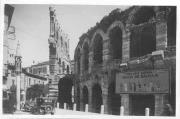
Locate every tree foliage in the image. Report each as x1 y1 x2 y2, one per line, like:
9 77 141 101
26 84 48 100
79 7 135 41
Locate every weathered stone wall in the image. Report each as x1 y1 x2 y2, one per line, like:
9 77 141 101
74 6 176 116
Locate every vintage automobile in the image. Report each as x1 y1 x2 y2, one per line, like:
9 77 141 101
30 97 56 115
23 102 34 112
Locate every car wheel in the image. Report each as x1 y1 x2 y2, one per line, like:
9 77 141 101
46 105 52 113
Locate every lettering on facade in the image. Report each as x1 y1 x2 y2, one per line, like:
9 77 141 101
116 69 169 93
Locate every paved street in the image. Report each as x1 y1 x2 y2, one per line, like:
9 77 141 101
54 108 98 115
13 110 31 115
12 109 104 115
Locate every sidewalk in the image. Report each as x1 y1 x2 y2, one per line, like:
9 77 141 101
55 108 100 115
13 110 31 115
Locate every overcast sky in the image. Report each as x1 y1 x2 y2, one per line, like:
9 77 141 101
10 5 129 67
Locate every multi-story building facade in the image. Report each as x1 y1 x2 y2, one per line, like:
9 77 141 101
21 69 48 102
48 6 71 98
25 61 50 78
74 6 176 116
3 4 16 100
70 60 75 74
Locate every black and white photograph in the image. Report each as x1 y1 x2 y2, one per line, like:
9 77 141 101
0 0 179 118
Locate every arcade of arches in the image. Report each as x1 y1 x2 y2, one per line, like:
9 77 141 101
74 6 176 116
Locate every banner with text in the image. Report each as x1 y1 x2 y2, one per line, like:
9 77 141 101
116 69 169 94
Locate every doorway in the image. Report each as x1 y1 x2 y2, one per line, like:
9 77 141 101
131 95 155 116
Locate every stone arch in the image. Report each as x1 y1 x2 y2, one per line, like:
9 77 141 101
128 6 156 25
107 21 126 35
130 24 156 58
140 25 156 56
92 83 103 113
167 7 176 47
82 39 90 71
75 47 81 74
108 26 123 60
91 29 105 44
82 85 89 111
92 33 103 65
108 82 121 115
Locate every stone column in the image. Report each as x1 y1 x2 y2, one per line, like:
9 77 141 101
80 88 84 111
88 88 93 112
89 51 93 73
80 53 83 76
122 29 130 63
16 75 21 110
121 94 130 115
156 11 168 50
102 94 109 114
154 94 169 116
103 38 111 63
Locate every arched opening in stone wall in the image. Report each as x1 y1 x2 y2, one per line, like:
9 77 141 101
132 7 156 25
130 30 139 58
93 34 103 65
82 86 89 111
109 27 123 60
92 83 102 113
76 49 81 74
76 87 80 111
130 25 156 58
167 7 176 47
130 95 155 116
140 25 156 56
108 82 121 115
83 42 89 71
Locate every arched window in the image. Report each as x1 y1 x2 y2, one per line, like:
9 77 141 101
92 83 102 113
83 42 89 71
82 86 89 111
109 27 123 60
140 25 156 56
130 7 156 58
93 34 103 64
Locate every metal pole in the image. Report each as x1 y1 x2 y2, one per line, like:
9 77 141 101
16 75 21 110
